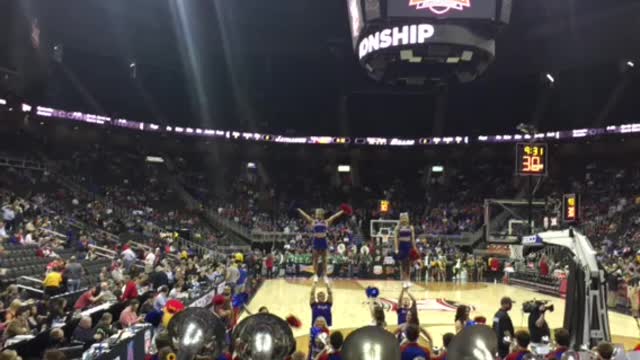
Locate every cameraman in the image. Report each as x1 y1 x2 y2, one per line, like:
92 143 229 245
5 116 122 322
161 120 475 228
493 297 515 359
527 301 551 351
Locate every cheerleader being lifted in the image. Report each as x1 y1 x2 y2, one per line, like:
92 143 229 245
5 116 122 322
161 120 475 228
298 205 351 282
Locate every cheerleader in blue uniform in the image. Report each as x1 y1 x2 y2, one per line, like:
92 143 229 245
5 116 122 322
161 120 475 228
298 208 344 282
395 212 416 287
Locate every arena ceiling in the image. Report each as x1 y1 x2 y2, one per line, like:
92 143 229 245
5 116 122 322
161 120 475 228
2 0 640 137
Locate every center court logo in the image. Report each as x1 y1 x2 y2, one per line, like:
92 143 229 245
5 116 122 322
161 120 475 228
409 0 471 15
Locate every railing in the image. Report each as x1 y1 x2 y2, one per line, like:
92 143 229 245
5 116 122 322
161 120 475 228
508 271 564 297
0 155 46 171
173 237 212 257
250 231 300 243
18 276 44 285
16 284 44 296
88 244 117 259
40 228 67 242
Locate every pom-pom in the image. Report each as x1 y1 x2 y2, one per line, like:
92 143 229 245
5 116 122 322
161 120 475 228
409 247 420 261
286 315 302 328
212 295 226 306
232 293 249 309
340 203 353 216
365 286 380 299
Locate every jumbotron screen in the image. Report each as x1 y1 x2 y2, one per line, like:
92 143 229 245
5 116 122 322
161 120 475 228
388 0 497 20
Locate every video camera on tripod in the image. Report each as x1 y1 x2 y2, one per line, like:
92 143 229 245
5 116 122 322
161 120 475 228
523 299 554 313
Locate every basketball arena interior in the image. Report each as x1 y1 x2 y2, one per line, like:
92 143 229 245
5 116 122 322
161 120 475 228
1 1 640 360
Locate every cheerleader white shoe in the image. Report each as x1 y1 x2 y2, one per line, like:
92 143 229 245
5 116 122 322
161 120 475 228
313 274 319 283
323 275 329 284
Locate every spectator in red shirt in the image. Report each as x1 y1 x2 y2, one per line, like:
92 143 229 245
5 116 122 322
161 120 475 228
265 254 274 278
539 255 549 277
490 257 501 282
121 275 139 302
504 330 531 360
74 286 103 311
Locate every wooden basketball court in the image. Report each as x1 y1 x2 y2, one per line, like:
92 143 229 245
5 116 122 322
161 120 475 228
242 278 640 351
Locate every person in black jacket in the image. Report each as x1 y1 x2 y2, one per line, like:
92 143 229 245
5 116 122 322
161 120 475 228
493 297 515 359
71 317 95 345
149 266 169 290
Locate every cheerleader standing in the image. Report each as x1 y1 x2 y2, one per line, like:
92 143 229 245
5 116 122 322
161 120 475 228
395 212 416 287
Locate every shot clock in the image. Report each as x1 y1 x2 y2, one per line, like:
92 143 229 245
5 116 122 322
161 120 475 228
380 200 390 213
515 143 548 176
562 194 580 222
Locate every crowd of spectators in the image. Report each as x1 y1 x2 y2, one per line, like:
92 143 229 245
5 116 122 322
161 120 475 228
3 129 640 358
0 206 267 358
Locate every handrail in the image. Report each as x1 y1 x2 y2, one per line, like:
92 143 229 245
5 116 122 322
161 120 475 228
40 228 67 240
17 284 43 295
0 155 46 171
88 244 117 256
18 276 43 284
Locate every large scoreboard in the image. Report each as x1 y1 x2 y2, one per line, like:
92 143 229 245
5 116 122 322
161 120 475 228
345 0 512 84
